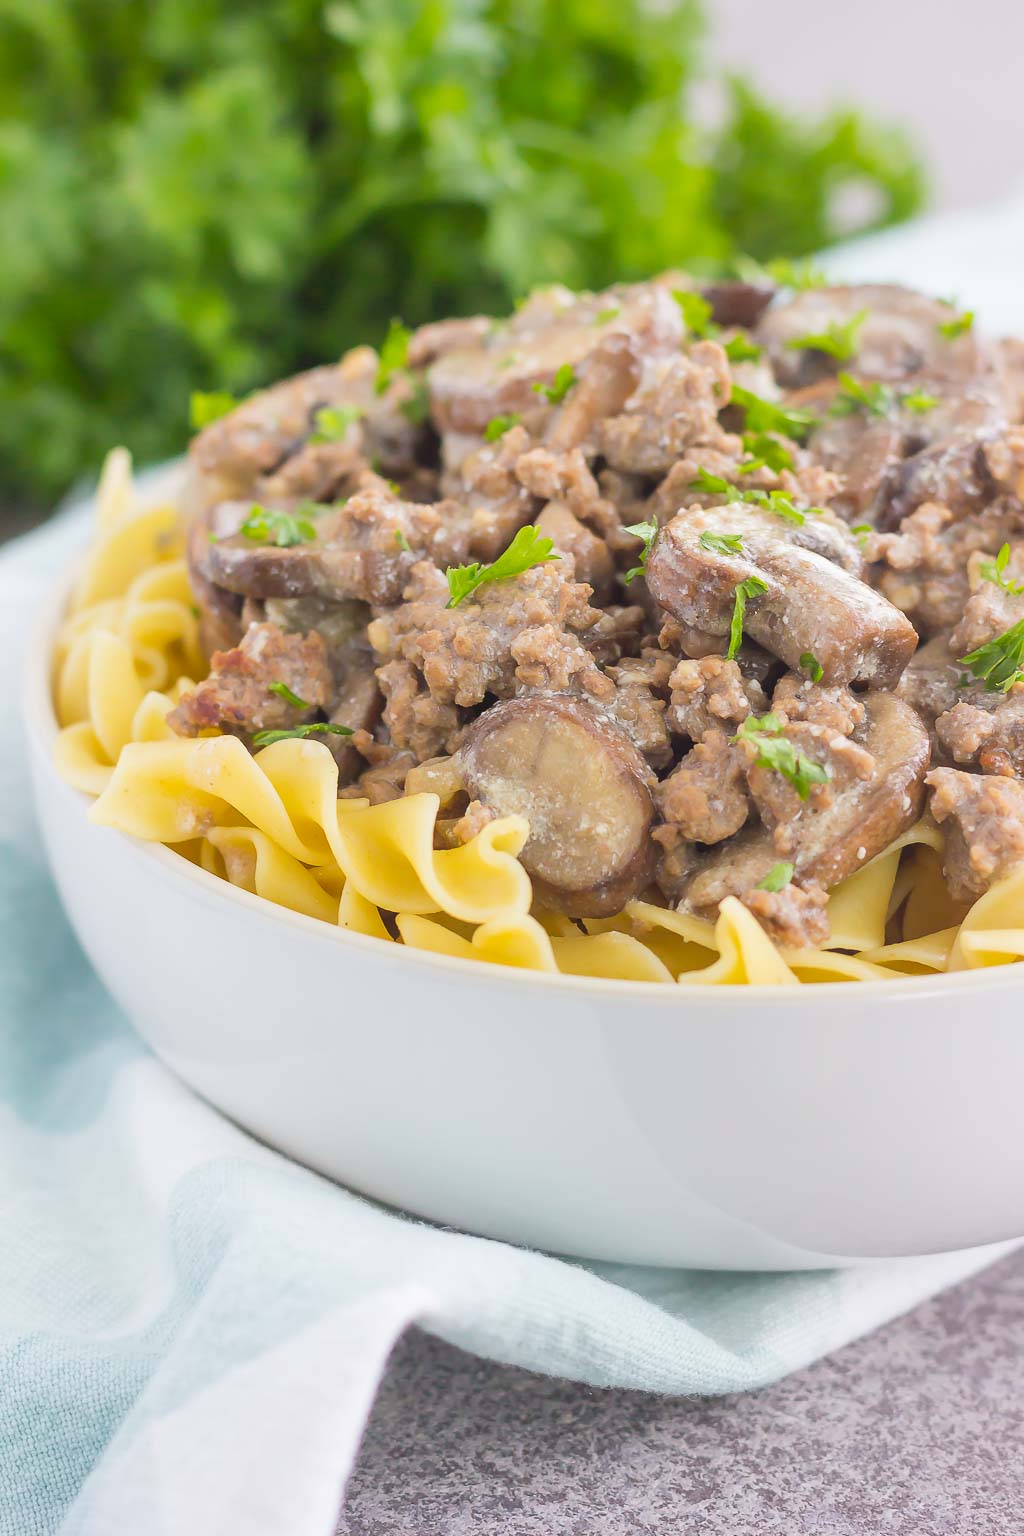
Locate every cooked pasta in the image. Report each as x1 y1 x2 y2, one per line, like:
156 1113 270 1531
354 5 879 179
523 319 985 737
51 448 1024 986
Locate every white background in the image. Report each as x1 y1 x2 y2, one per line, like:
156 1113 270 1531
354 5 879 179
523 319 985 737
710 0 1024 210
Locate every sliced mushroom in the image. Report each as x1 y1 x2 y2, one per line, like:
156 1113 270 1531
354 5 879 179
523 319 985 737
895 633 964 728
645 503 917 688
459 695 656 917
757 284 991 389
427 280 683 435
699 280 775 330
807 410 906 523
535 502 616 604
685 693 929 914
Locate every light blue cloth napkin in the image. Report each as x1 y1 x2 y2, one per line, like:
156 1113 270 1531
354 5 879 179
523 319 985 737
5 197 1024 1533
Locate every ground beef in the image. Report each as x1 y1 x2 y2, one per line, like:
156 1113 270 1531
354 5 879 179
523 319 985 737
374 658 464 762
871 501 1024 637
741 880 830 949
935 689 1024 777
168 622 333 738
771 673 865 738
927 767 1024 900
741 720 876 857
666 656 767 742
949 545 1024 656
366 559 611 713
594 342 732 476
655 730 751 845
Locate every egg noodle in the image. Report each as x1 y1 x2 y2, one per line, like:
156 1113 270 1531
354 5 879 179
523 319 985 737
51 451 1024 986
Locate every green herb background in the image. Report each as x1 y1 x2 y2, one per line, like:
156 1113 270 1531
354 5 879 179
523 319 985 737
0 0 925 521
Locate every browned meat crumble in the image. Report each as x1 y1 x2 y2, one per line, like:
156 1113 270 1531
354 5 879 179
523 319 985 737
173 276 1024 943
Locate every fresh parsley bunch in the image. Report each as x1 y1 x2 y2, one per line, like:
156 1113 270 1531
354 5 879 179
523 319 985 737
0 0 924 519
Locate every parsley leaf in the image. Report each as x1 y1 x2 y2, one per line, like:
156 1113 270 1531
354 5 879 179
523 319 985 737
957 616 1024 692
731 384 816 443
700 529 745 556
394 529 411 551
727 576 768 659
733 256 827 291
239 504 318 547
445 525 560 608
484 412 522 442
532 363 575 405
376 319 411 395
900 388 939 413
831 371 892 418
190 391 237 430
268 680 310 709
691 466 815 525
308 404 363 443
624 519 659 583
786 308 867 362
850 522 872 550
799 651 824 682
739 431 794 474
724 333 762 363
756 861 794 893
733 711 831 799
673 289 716 337
400 377 430 425
252 722 354 749
594 305 621 324
938 309 974 340
979 543 1024 596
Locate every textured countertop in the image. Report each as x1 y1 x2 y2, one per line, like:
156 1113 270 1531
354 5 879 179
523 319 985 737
339 1249 1024 1534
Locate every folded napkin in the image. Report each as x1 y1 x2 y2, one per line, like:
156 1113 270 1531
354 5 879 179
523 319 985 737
4 198 1024 1536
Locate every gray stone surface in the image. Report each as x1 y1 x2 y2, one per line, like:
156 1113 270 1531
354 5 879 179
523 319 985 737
339 1250 1024 1534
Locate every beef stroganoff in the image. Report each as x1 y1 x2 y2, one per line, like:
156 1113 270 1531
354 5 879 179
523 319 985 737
52 276 1024 983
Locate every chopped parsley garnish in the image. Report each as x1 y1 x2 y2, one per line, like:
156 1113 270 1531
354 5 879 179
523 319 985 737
978 543 1024 595
400 377 430 424
756 861 794 893
394 529 411 551
799 651 824 682
833 375 942 419
376 318 411 394
734 255 826 291
445 524 560 608
309 404 363 443
957 616 1024 693
786 308 866 362
850 522 872 549
189 390 237 429
623 519 659 583
672 289 715 337
268 680 310 709
239 504 318 548
733 711 831 800
532 362 576 405
691 466 816 525
831 371 892 418
901 388 939 413
484 412 522 442
699 529 744 556
938 309 974 340
594 305 621 324
739 431 794 474
252 722 354 749
731 384 815 443
724 333 762 364
727 576 768 659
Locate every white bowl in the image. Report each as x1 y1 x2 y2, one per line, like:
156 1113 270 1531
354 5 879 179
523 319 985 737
24 554 1024 1271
